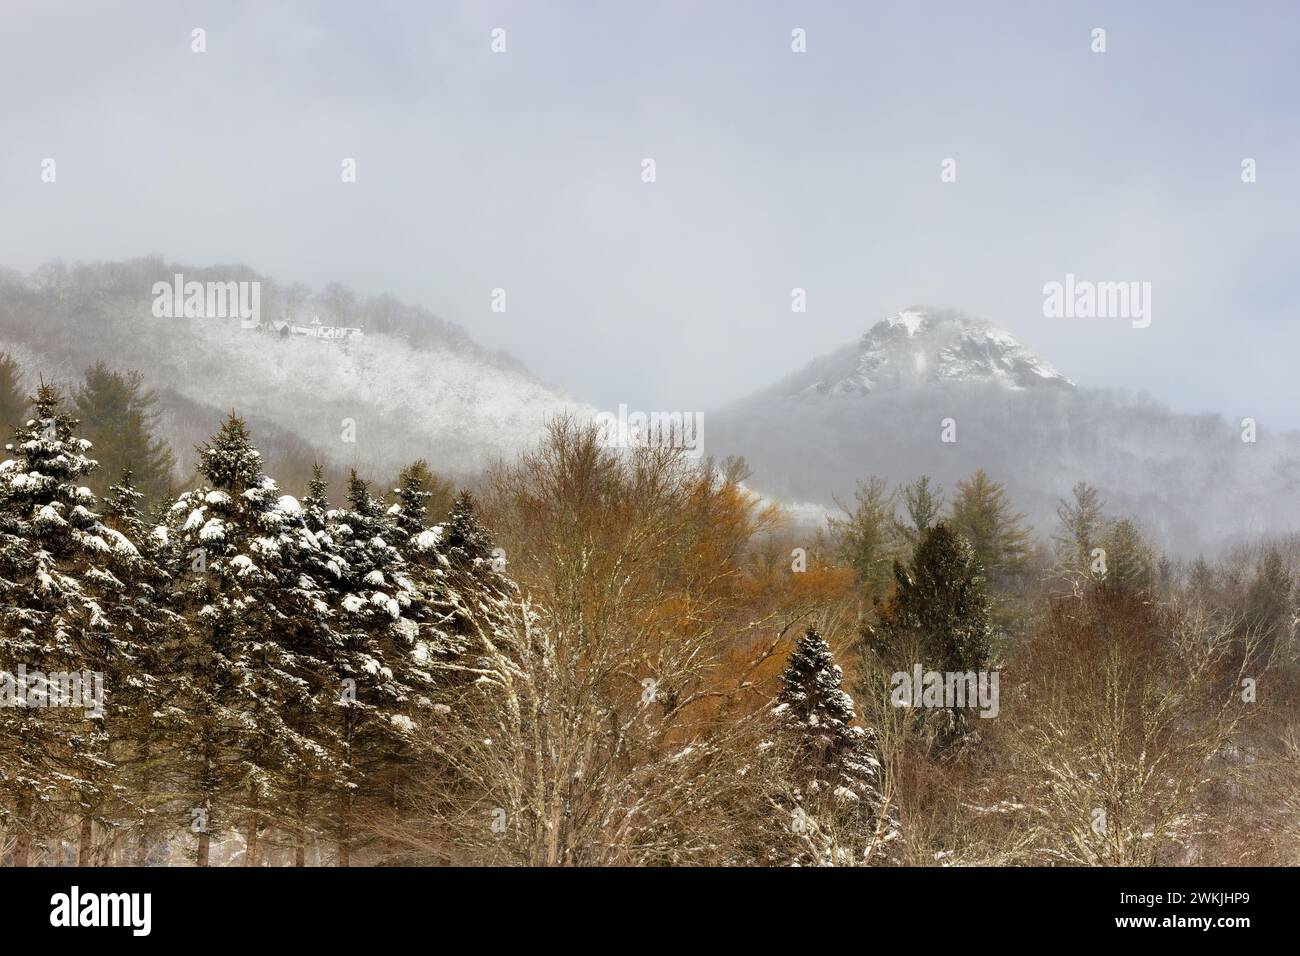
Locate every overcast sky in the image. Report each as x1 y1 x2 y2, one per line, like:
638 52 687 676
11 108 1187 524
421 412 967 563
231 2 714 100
2 0 1297 429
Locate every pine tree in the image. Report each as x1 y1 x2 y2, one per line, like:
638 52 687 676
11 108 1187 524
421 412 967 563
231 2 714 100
73 362 176 502
951 469 1033 580
99 469 187 864
829 475 898 595
64 468 183 864
0 352 26 431
866 522 994 675
391 460 433 541
443 490 497 578
166 412 335 865
1054 481 1105 575
390 459 454 532
0 385 123 864
1187 555 1217 602
1098 518 1155 596
318 471 441 864
893 475 945 550
1244 548 1293 653
777 628 879 784
773 627 895 865
302 463 330 534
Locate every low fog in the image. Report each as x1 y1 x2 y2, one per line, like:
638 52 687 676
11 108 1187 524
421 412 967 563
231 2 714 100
1 0 1297 429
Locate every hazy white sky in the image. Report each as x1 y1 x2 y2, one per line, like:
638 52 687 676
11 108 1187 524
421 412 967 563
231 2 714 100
2 0 1297 428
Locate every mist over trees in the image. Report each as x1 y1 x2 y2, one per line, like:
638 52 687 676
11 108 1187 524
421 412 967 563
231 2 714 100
1 272 1299 868
5 261 1295 558
74 362 176 502
711 379 1300 555
0 258 587 492
1 364 1297 866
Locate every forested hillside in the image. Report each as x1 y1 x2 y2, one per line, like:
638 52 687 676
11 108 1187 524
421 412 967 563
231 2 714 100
710 309 1300 554
2 368 1298 866
0 259 589 494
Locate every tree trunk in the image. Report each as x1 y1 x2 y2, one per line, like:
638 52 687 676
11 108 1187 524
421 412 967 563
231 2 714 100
13 795 31 867
295 788 307 866
77 814 94 866
337 795 352 868
135 735 153 866
13 830 31 868
244 789 259 867
196 733 214 866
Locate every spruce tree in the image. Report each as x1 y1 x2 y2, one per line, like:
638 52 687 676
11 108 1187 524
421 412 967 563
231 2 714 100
165 412 335 865
829 476 898 595
866 522 994 675
777 628 881 787
390 459 454 538
0 385 123 864
302 463 331 534
774 627 895 865
894 475 945 550
1054 481 1105 576
64 468 182 864
1244 548 1293 652
951 469 1032 580
443 490 497 577
0 352 26 432
74 362 176 502
318 471 441 864
99 469 187 864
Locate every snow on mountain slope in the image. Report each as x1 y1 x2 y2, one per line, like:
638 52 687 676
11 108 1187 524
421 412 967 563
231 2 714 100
0 263 592 480
170 318 594 474
784 307 1072 398
709 307 1300 553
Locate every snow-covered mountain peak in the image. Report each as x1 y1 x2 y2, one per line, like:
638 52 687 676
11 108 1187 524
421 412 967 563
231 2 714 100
794 307 1073 397
884 308 928 336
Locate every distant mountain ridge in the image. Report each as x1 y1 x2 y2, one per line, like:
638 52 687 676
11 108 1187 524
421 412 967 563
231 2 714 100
0 258 591 485
709 307 1300 554
5 265 1297 554
769 307 1072 400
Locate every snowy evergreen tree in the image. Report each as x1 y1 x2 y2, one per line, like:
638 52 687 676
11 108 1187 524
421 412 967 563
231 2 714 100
391 460 434 542
164 412 336 865
316 471 442 864
773 627 895 865
443 491 496 575
0 385 134 864
98 469 187 863
302 463 330 534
